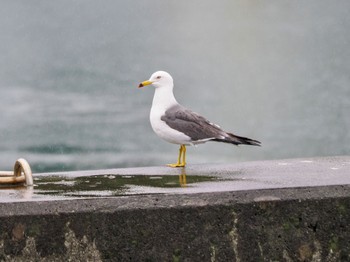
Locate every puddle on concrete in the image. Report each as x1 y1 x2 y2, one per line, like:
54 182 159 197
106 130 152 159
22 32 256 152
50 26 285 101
33 174 220 198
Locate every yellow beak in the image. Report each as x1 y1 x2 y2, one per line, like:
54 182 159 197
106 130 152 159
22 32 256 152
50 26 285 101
138 80 153 88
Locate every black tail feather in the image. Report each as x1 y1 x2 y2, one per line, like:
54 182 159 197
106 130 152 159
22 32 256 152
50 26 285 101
213 133 261 146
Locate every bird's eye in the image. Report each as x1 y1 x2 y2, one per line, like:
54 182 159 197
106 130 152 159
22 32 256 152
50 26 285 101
156 76 161 79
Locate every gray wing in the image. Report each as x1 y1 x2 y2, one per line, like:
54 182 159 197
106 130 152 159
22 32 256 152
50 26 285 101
161 104 225 141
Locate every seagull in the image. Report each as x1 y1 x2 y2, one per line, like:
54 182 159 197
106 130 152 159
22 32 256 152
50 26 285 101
138 71 261 167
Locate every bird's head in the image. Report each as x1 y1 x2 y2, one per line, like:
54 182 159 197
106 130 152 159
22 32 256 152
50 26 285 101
138 71 173 88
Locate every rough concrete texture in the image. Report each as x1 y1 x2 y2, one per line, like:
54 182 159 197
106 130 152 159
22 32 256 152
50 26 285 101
0 156 350 261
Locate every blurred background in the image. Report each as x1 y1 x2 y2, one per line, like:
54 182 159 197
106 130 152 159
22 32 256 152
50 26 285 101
0 1 349 173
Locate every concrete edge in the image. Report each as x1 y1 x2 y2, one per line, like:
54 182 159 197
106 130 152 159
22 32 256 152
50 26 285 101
1 184 350 217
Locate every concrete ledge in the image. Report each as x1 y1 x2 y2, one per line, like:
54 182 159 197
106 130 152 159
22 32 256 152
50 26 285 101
0 156 350 261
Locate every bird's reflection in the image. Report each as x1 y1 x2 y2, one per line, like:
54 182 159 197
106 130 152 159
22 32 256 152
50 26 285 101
178 167 187 187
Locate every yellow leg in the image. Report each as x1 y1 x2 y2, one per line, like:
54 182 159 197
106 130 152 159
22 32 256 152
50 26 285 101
167 145 186 168
181 145 186 166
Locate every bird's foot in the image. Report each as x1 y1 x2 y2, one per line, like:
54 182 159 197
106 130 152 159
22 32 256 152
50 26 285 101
167 162 186 168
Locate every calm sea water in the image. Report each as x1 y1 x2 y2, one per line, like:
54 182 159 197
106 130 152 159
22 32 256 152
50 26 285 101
0 1 349 172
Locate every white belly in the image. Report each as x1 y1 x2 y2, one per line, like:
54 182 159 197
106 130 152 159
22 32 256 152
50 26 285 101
150 106 191 145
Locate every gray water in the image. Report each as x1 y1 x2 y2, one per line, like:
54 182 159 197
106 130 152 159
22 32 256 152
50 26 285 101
1 1 349 173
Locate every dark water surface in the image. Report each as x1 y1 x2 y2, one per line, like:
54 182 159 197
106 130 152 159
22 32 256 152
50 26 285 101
0 1 349 172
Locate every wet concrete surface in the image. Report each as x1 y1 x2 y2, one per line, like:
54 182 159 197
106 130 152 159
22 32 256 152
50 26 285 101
0 156 349 202
1 156 350 261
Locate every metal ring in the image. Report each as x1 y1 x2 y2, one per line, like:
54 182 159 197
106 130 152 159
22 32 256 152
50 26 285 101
14 158 33 186
0 159 33 186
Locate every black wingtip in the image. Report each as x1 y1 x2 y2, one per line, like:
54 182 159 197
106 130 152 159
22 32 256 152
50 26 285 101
247 139 262 146
227 133 261 146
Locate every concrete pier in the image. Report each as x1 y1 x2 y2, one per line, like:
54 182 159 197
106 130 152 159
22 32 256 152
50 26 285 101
0 156 349 261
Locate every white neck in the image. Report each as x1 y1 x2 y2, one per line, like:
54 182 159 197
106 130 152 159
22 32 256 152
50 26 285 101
152 85 178 111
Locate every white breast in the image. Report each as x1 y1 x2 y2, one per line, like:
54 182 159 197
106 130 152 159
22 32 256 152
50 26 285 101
149 82 192 145
150 105 191 145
